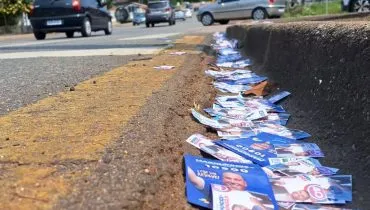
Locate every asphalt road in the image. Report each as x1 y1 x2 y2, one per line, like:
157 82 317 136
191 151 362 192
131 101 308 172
0 17 231 115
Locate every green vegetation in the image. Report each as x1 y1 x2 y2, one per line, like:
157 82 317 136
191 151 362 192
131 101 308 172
283 0 343 18
0 0 32 26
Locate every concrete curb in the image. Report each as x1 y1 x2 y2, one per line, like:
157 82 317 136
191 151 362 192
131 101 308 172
226 22 369 209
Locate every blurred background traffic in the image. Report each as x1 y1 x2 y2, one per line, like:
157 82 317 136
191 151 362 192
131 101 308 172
0 0 368 38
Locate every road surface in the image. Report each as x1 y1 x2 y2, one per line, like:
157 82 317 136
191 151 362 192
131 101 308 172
0 17 231 115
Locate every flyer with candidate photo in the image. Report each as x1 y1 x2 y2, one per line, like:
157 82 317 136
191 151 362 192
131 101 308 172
262 158 338 178
211 184 274 210
270 174 352 204
274 143 324 158
184 154 278 209
215 133 297 166
186 134 252 164
253 123 311 140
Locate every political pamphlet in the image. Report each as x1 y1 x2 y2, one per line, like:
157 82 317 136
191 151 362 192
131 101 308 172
268 91 291 104
205 107 268 121
253 123 311 140
263 158 338 178
215 133 297 166
214 82 252 93
278 202 352 210
186 134 252 164
271 174 352 204
268 157 314 165
191 109 226 129
211 184 275 210
274 143 324 158
184 154 278 209
153 65 175 70
253 113 290 126
216 123 310 140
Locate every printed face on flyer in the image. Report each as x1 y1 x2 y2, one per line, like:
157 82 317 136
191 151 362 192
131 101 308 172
184 155 278 209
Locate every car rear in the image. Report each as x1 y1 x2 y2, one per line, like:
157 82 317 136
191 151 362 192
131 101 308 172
264 0 286 17
146 1 173 23
29 0 85 33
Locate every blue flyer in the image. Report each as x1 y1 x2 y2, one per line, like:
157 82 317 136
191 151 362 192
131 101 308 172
184 154 278 209
215 133 297 166
268 91 291 104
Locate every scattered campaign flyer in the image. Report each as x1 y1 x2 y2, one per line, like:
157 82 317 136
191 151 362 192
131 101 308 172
268 157 314 165
215 133 297 166
243 100 286 113
153 65 175 70
290 203 352 210
215 139 277 166
217 59 252 68
191 109 226 129
211 184 275 210
254 123 311 140
274 143 324 158
263 158 338 178
186 134 252 164
184 154 278 209
270 174 352 204
218 48 239 56
268 91 291 104
253 113 290 126
205 107 268 121
214 82 252 93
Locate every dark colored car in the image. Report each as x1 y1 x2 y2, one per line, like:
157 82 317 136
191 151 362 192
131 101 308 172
145 0 175 27
28 0 112 40
342 0 370 12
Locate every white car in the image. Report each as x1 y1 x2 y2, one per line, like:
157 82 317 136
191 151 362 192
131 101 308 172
175 10 186 21
185 9 192 18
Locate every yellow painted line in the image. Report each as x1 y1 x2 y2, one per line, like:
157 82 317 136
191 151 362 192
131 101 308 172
0 35 205 210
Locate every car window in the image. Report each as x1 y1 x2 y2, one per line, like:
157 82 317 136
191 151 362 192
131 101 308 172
34 0 71 5
222 0 239 3
148 2 167 9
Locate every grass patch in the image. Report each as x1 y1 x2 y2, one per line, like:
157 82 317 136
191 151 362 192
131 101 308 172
283 0 344 18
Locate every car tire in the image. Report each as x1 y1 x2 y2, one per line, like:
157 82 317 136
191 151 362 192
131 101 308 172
219 20 230 25
201 13 214 26
34 31 46 40
104 20 112 35
252 8 268 20
350 0 370 12
66 31 74 38
81 18 92 37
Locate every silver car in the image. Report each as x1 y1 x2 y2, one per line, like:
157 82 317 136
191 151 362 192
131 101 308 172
197 0 286 26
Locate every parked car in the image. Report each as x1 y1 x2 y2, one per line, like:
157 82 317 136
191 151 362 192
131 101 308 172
185 8 193 18
28 0 112 40
175 10 186 21
342 0 370 12
145 0 176 27
133 12 146 25
196 0 285 26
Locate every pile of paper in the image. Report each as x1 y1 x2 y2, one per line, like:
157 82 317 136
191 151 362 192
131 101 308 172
183 32 352 210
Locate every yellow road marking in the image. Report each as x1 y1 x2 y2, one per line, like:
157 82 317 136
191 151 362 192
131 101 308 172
0 35 205 210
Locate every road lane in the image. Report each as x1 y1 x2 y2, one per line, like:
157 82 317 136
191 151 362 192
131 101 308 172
0 17 233 116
